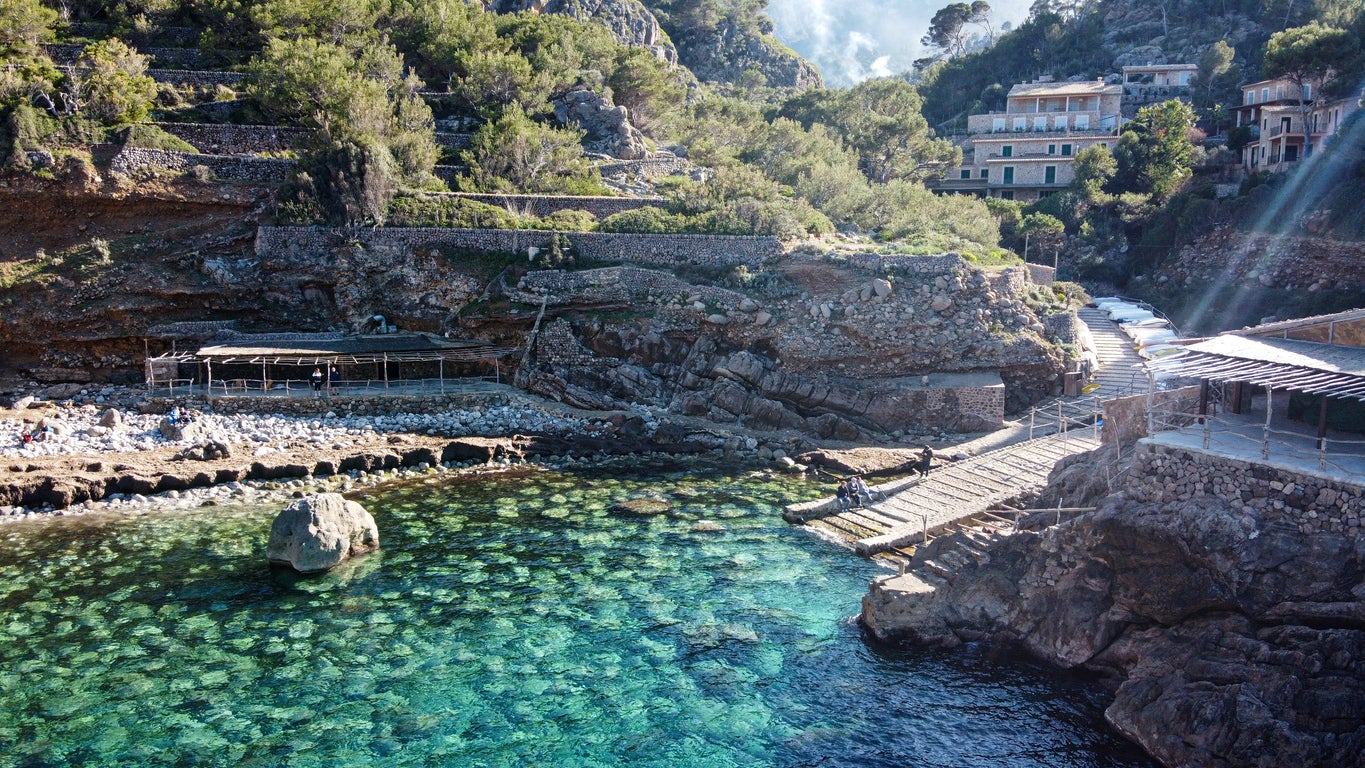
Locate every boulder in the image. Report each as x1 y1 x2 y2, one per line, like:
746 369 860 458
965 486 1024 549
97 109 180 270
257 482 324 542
158 418 207 442
552 88 648 160
98 408 123 428
267 493 380 574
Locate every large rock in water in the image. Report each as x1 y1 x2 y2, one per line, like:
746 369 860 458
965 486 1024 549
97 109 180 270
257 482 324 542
267 493 380 573
861 490 1365 766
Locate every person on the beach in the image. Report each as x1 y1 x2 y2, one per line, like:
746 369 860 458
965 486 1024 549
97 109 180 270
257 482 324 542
310 367 324 397
836 480 851 511
918 446 934 477
35 417 50 441
19 427 32 446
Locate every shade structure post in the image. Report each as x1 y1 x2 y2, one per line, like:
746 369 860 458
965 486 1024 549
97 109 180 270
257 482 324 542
206 359 213 399
262 361 267 393
1262 387 1273 460
495 358 500 384
383 353 389 391
439 357 445 393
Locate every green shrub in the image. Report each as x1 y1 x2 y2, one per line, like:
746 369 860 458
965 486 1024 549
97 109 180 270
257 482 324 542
532 209 597 232
113 123 198 152
386 194 520 229
598 206 688 233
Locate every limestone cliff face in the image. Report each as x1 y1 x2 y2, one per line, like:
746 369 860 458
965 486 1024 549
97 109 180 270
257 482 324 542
862 444 1365 766
488 0 679 65
507 255 1069 439
676 23 822 89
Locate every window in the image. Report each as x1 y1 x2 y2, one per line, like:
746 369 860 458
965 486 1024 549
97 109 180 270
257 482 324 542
1000 190 1015 200
1045 166 1056 184
1246 91 1255 105
1033 116 1047 131
1048 144 1056 154
980 168 988 179
1304 84 1311 100
993 117 1006 132
1061 144 1073 156
1055 115 1068 131
1013 117 1026 131
1276 85 1284 99
960 169 971 179
1262 87 1270 101
1075 114 1089 130
1003 166 1014 184
1179 71 1190 86
1001 145 1013 157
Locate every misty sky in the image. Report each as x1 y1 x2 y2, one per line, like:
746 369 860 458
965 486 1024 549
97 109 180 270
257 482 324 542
768 0 1034 87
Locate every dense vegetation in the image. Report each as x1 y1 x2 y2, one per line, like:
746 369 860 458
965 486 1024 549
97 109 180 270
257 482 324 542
0 0 1003 254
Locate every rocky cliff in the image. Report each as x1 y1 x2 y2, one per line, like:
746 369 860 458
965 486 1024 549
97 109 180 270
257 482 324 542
488 0 680 65
0 174 1076 442
862 443 1365 766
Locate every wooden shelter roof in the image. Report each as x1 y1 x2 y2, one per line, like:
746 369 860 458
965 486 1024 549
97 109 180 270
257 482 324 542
1149 334 1365 400
190 332 518 366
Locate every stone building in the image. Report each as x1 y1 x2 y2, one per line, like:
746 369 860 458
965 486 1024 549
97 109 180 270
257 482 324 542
931 77 1123 203
1232 77 1362 173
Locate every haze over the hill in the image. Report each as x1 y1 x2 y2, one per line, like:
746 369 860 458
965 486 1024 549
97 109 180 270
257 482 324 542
768 0 1032 86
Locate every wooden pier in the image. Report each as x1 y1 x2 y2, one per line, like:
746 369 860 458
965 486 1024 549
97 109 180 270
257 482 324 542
785 308 1143 563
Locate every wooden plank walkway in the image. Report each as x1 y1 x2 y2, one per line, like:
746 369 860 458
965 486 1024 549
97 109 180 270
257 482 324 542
785 308 1142 559
787 429 1101 556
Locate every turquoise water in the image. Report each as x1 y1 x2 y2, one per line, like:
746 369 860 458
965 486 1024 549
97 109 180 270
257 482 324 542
0 463 1154 767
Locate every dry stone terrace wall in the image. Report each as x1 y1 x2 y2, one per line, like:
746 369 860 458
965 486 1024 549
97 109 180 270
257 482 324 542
1162 231 1365 294
509 266 748 310
155 123 307 156
109 147 294 183
432 193 666 218
255 227 783 268
1127 442 1364 537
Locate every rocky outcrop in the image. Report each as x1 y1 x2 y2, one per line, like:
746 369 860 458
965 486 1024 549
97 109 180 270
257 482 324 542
518 255 1068 437
267 493 380 573
489 0 678 64
674 23 822 89
552 88 649 159
862 445 1365 766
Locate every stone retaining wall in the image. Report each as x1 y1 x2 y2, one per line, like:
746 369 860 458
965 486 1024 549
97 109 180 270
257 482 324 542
1103 386 1201 445
164 391 511 418
255 226 783 268
434 132 473 150
148 69 245 87
1027 263 1056 286
1127 442 1364 537
598 156 693 179
510 266 748 310
155 122 307 155
109 147 294 183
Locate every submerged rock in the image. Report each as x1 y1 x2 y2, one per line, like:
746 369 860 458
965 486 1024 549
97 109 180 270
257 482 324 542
610 497 673 516
267 493 380 573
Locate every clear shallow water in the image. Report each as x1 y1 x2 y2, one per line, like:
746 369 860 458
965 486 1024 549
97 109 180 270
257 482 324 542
0 463 1154 767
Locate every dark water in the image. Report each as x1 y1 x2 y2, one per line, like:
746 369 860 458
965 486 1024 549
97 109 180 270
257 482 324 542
0 464 1154 767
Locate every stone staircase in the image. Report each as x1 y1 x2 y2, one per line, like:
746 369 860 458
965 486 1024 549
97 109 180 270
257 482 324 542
1077 306 1148 398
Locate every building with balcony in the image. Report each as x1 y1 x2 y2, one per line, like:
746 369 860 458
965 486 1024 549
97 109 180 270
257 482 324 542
1121 64 1197 115
932 78 1123 202
1233 77 1361 172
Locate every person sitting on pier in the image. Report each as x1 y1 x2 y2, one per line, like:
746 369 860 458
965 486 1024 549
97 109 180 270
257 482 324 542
836 480 852 511
852 475 878 506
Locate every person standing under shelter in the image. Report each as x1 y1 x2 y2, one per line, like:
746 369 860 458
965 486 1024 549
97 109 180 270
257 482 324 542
310 367 324 398
328 365 339 397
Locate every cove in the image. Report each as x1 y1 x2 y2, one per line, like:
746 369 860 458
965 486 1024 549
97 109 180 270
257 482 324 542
0 462 1154 767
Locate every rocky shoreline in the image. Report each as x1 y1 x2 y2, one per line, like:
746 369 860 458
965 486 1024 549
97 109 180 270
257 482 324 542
861 445 1365 767
0 384 840 520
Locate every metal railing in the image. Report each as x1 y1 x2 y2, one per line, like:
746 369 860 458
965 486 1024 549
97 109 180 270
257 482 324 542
1148 404 1365 479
